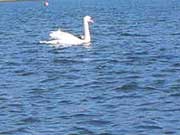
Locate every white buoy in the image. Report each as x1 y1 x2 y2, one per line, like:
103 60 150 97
44 1 49 7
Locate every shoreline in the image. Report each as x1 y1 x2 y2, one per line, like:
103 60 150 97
0 0 40 2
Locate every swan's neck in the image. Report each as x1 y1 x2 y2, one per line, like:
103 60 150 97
83 20 91 43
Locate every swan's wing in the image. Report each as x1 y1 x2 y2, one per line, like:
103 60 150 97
50 29 81 41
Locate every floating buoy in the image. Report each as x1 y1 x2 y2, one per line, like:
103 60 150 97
44 1 49 7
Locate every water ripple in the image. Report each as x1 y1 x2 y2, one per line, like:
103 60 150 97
0 0 180 134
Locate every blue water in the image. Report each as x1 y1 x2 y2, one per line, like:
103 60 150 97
0 0 180 134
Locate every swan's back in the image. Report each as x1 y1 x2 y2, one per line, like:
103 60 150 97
49 29 83 45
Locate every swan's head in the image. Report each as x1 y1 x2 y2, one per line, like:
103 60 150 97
84 16 94 23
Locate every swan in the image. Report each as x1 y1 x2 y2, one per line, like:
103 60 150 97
40 16 94 45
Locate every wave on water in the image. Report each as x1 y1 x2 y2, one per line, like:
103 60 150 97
39 39 91 48
39 39 75 48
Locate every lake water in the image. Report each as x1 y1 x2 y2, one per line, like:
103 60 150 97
0 0 180 134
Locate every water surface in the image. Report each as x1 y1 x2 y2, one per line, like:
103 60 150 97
0 0 180 134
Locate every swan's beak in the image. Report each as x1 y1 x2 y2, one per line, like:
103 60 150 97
89 19 94 23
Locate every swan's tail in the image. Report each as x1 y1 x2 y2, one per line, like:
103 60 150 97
39 40 60 44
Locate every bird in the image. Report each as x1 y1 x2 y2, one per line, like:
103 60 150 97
40 16 94 45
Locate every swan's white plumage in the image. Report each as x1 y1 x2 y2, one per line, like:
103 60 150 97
49 29 83 45
40 16 93 45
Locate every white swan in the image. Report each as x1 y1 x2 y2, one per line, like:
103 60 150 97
40 16 93 45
